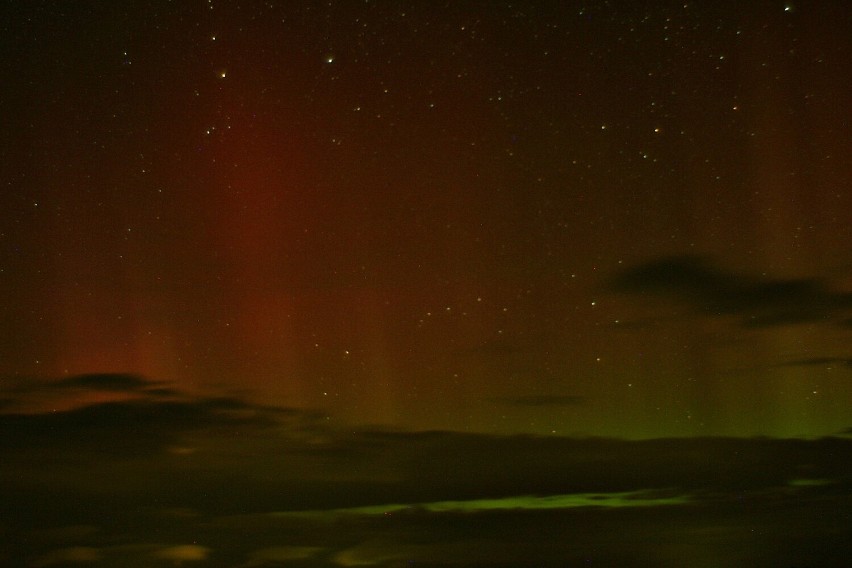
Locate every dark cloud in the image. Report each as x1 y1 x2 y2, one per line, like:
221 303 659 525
0 394 295 456
492 394 585 407
607 255 852 327
142 387 183 397
49 373 156 392
0 373 176 414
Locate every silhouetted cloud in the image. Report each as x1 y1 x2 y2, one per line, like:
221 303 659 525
0 373 177 414
0 392 299 455
49 373 156 392
608 255 852 327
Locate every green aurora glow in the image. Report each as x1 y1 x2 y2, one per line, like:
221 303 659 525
273 490 690 520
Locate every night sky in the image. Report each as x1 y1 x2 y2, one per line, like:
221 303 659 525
2 1 852 565
2 1 851 437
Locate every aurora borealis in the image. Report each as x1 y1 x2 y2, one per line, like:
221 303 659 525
1 0 850 565
2 0 851 437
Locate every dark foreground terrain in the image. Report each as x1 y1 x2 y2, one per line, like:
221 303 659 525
1 389 850 566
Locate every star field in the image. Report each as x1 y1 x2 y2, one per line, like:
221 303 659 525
0 0 850 437
1 2 852 565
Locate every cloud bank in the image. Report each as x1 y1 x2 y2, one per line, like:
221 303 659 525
608 255 852 327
